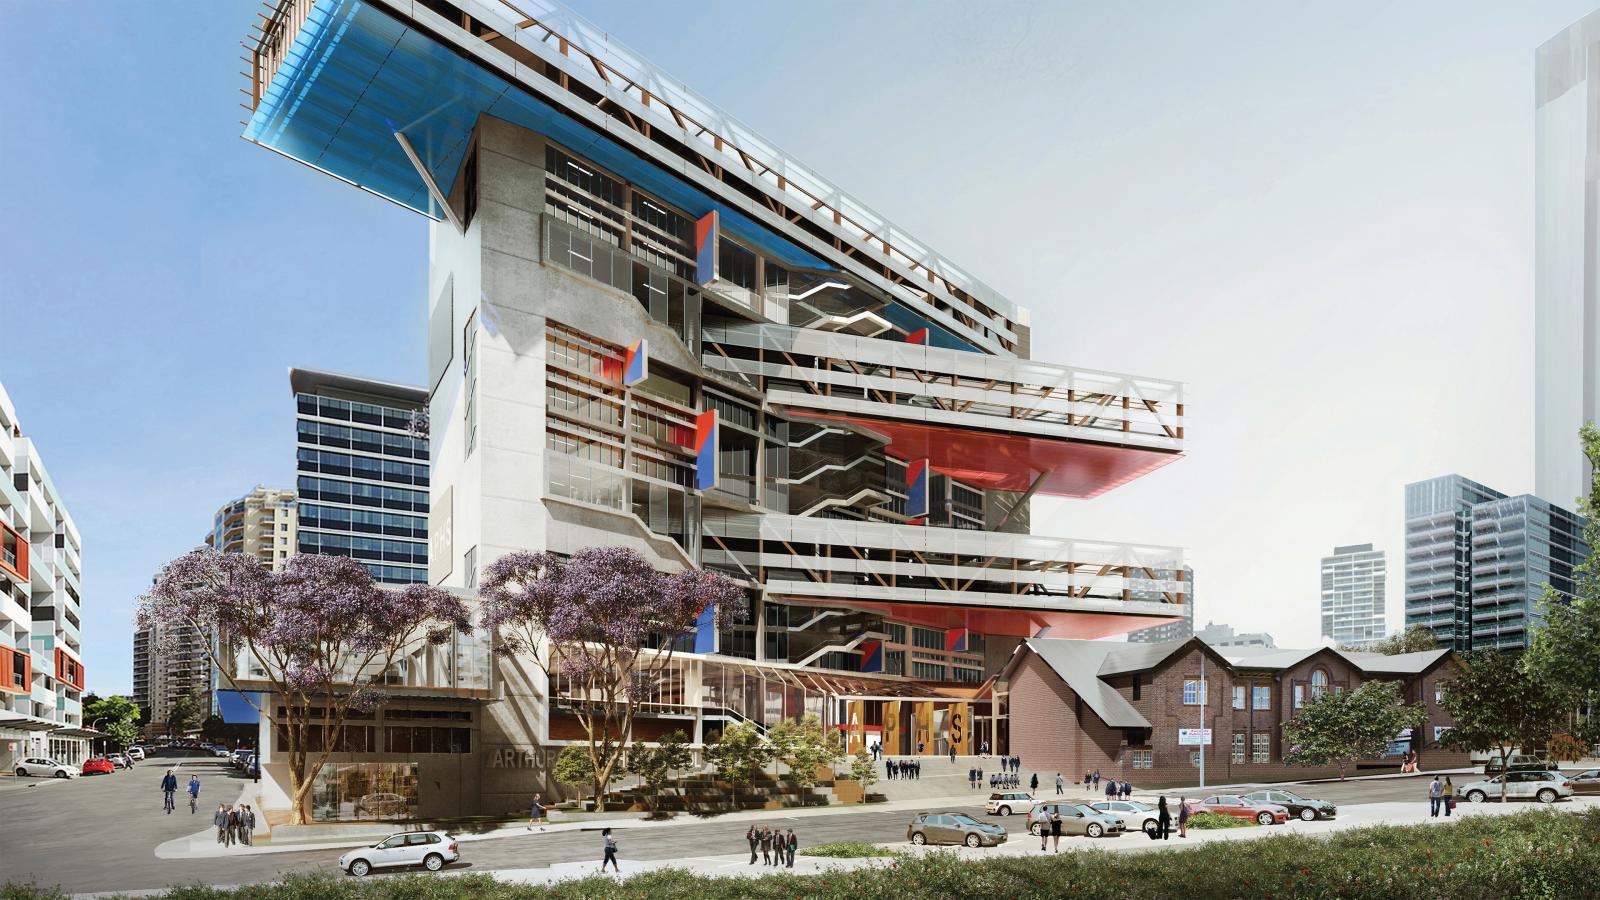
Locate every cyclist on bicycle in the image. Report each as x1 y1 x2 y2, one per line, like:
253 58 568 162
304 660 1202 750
160 769 178 814
188 775 201 813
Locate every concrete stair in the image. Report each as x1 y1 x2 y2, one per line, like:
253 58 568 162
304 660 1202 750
869 755 1055 803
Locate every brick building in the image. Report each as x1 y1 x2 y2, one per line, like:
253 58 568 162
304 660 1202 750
1000 637 1467 786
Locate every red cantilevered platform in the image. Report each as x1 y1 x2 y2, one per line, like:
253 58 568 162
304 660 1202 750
789 412 1180 498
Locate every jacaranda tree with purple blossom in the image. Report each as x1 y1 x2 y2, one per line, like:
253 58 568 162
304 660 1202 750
478 546 744 810
138 549 471 824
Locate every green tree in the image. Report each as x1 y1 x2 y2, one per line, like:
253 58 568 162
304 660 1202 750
1527 422 1600 743
781 714 843 789
848 748 879 794
705 721 772 786
1344 625 1440 656
554 743 602 795
1438 650 1571 801
1282 680 1426 780
84 695 141 751
625 730 692 817
165 689 203 737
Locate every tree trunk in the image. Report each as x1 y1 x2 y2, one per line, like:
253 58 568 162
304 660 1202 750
286 755 308 825
593 776 607 812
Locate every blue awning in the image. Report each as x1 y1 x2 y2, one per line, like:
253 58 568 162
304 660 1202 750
216 690 263 725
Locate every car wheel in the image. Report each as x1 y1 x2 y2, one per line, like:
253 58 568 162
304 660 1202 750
1143 819 1158 835
1537 789 1557 804
1467 790 1486 803
1256 812 1273 826
348 860 371 877
55 770 69 779
424 853 444 871
965 834 982 849
1030 823 1043 836
1299 808 1317 822
1087 823 1104 838
997 806 1011 817
13 768 26 778
910 832 927 845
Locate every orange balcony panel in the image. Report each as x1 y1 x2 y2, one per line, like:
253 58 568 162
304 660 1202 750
787 412 1179 498
0 520 26 582
0 646 29 695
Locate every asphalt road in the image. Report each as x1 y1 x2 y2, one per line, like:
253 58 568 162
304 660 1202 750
0 755 1486 895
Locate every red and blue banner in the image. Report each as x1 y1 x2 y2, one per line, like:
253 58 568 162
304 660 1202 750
945 628 968 653
859 641 884 673
624 339 648 387
695 409 719 491
694 210 719 285
906 459 930 518
906 327 928 345
693 603 717 654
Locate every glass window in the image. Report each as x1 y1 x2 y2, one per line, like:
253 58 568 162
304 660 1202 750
1252 733 1270 763
1232 733 1246 763
1182 678 1208 705
1232 686 1246 710
1251 685 1271 710
1293 685 1305 708
1310 670 1329 700
464 311 478 457
310 762 418 822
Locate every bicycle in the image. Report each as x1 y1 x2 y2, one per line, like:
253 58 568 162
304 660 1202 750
190 794 198 814
163 791 175 813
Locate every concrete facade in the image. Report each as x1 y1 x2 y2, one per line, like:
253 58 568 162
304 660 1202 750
1320 543 1386 648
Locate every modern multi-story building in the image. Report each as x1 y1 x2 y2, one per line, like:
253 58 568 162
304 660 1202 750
207 486 298 569
1405 474 1589 651
1319 543 1386 649
0 383 91 769
292 369 429 584
1535 11 1600 508
239 0 1187 820
1128 567 1195 643
1195 621 1275 649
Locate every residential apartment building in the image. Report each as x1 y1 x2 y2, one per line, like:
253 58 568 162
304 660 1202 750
238 0 1190 821
207 486 298 569
1004 637 1466 787
1405 474 1588 651
292 369 429 585
132 618 212 738
1319 543 1386 648
0 383 91 770
1128 567 1195 643
1195 621 1275 649
1535 11 1600 508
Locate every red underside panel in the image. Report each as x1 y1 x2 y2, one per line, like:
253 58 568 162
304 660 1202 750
818 602 1179 640
786 412 1178 498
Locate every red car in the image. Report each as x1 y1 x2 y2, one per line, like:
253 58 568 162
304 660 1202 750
1185 794 1289 825
80 756 115 775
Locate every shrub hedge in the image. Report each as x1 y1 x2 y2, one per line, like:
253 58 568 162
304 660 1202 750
6 808 1597 900
799 841 896 858
1186 811 1254 830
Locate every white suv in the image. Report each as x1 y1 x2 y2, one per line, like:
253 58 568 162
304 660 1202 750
339 831 459 876
14 757 77 778
1459 770 1574 803
127 747 146 761
984 791 1037 817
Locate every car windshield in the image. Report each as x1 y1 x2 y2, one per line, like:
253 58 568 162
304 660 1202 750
949 814 980 826
1129 801 1155 811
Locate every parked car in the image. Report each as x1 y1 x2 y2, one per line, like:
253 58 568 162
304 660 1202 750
339 830 459 877
127 746 146 761
1458 771 1573 803
212 746 232 758
80 757 115 776
1241 789 1337 821
1028 802 1126 838
14 757 77 778
1483 754 1551 776
231 750 251 768
1184 795 1289 825
107 752 133 770
1088 799 1161 834
906 812 1008 848
984 791 1038 817
1567 768 1600 795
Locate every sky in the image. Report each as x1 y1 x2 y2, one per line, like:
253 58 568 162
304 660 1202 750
1 1 1593 695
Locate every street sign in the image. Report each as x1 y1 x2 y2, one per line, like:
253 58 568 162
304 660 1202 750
1177 728 1213 746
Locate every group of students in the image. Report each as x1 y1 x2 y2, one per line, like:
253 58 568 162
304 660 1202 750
1102 778 1134 801
746 824 799 867
213 803 257 846
975 768 1024 789
997 755 1023 773
885 758 921 780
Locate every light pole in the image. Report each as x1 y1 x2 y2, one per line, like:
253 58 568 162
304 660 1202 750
1197 654 1206 790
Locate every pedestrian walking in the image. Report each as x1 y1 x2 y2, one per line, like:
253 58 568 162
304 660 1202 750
1092 769 1101 790
601 827 620 873
1428 775 1443 817
1055 773 1064 795
949 746 956 764
785 828 797 867
1121 780 1132 801
242 805 256 846
1083 769 1092 786
1443 777 1455 817
1177 797 1190 838
161 769 178 814
213 804 229 844
760 826 773 866
1105 779 1117 801
1050 809 1064 852
1000 755 1008 774
747 825 759 864
1030 772 1039 791
187 775 201 814
528 792 548 831
1157 796 1172 840
976 766 983 787
967 767 975 789
1039 811 1050 851
226 805 241 847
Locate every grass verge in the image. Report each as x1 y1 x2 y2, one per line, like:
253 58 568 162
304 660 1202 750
799 841 896 858
7 808 1598 899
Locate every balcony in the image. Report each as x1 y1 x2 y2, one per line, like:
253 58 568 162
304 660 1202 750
703 511 1185 638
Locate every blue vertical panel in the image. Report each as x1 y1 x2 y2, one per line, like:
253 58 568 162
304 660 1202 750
695 410 719 491
624 339 648 386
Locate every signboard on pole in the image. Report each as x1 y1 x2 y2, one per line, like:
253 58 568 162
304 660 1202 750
1177 728 1213 746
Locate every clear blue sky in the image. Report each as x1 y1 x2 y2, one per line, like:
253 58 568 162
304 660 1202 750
2 2 1594 694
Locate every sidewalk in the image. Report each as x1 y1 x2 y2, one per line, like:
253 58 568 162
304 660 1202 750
153 791 986 860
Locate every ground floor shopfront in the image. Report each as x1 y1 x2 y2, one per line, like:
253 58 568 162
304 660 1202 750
0 717 91 774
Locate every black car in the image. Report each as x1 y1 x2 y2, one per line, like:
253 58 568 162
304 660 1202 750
1241 789 1336 821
